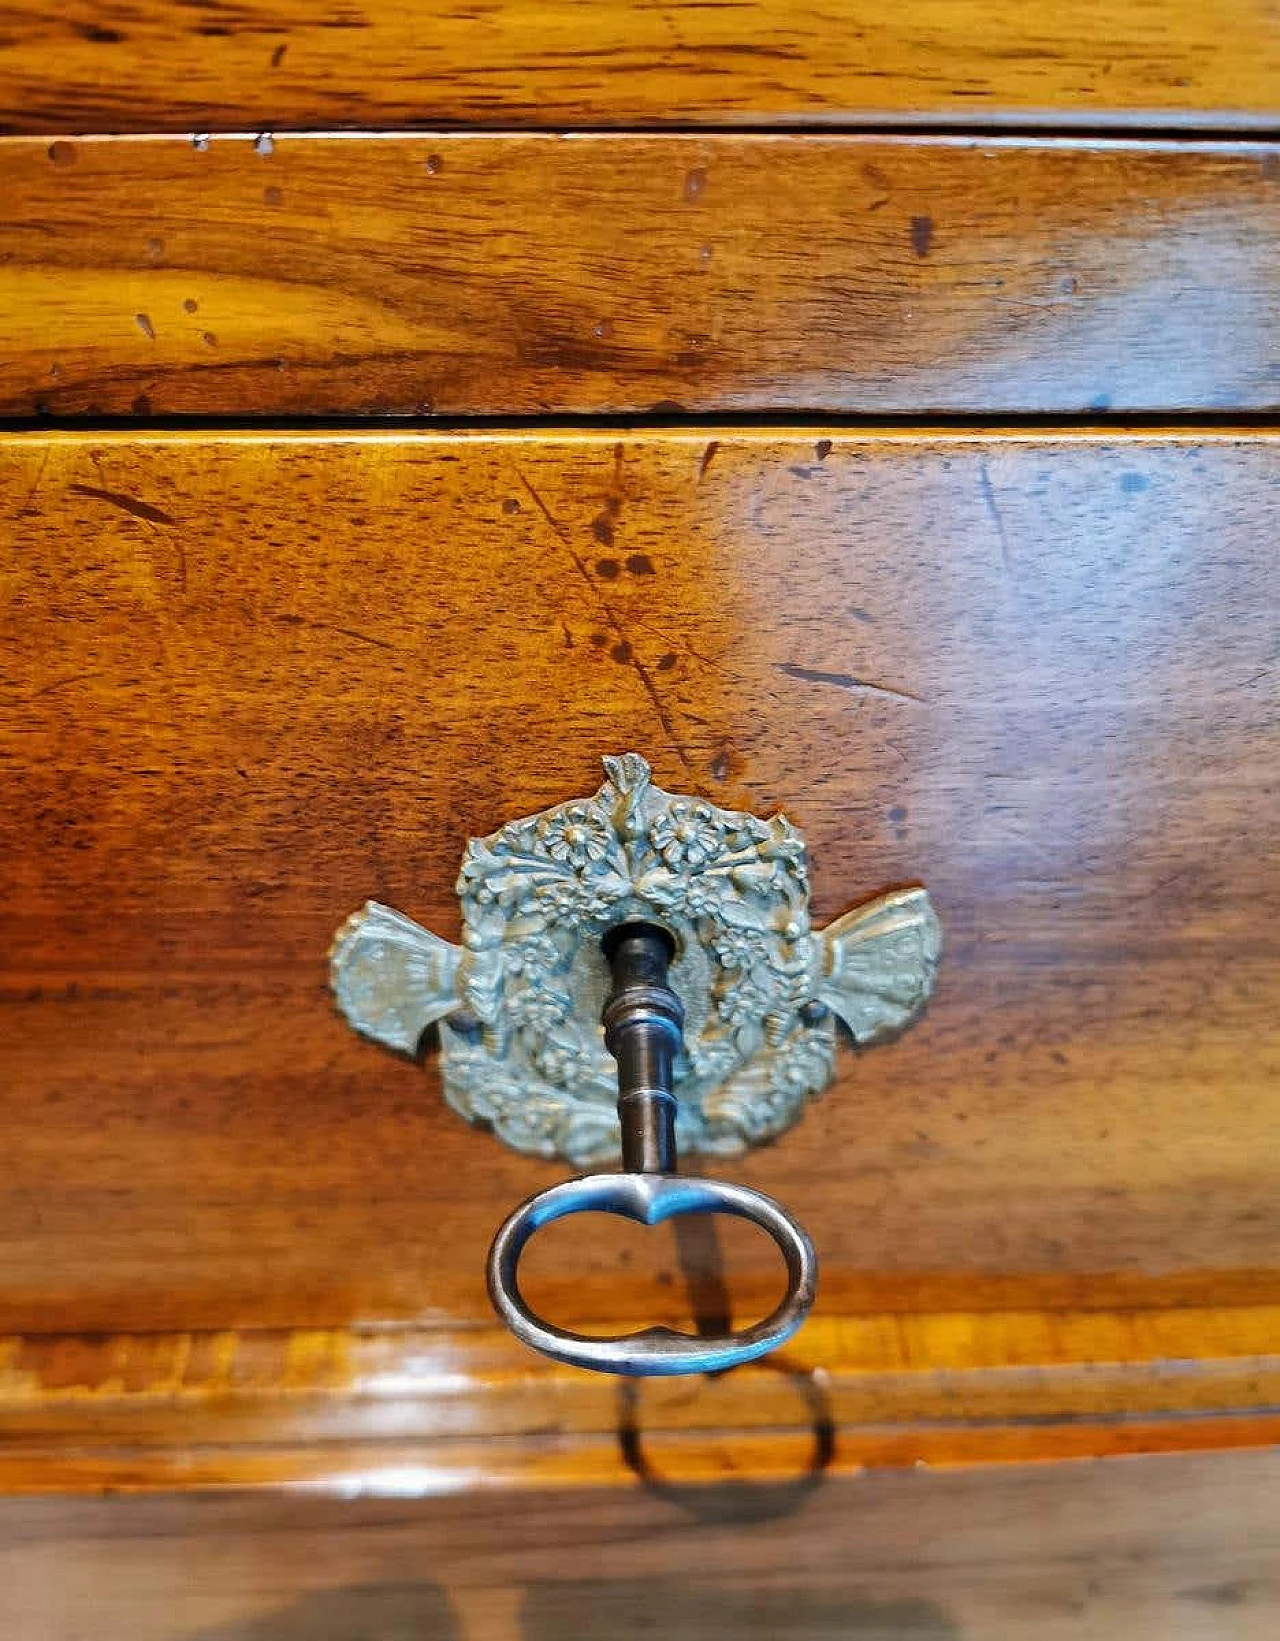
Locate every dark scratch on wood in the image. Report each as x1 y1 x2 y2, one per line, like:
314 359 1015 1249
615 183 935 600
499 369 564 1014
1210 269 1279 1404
513 461 694 776
777 663 921 703
68 483 177 528
69 477 186 587
16 449 51 518
513 468 570 542
328 623 394 653
627 648 695 778
26 672 103 703
977 458 1013 572
274 613 394 652
698 440 720 482
626 613 735 678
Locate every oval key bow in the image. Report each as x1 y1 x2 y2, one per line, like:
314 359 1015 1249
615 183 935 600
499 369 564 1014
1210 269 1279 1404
485 924 817 1375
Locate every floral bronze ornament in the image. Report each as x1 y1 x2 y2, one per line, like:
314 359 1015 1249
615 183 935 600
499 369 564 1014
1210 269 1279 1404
330 754 941 1167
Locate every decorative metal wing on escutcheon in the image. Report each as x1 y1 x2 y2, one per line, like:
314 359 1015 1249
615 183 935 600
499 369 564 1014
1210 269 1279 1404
331 754 940 1167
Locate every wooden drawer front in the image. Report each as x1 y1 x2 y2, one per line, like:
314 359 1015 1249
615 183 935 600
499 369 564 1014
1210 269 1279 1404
3 0 1276 131
4 135 1277 418
2 427 1276 1344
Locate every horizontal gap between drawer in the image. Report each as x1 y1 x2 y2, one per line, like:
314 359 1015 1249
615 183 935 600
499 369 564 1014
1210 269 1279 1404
1 410 1276 437
8 122 1280 144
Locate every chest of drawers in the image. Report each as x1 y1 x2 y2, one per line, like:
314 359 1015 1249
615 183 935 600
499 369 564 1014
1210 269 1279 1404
2 5 1278 1635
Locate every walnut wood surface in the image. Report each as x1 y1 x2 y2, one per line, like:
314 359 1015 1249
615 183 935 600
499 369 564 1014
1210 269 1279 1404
1 0 1276 133
5 1450 1280 1638
1 1307 1279 1492
3 135 1277 417
2 428 1277 1341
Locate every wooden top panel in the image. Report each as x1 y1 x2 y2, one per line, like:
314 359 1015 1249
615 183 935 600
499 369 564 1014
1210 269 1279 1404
1 428 1276 1336
3 135 1277 417
5 1451 1280 1630
1 0 1276 132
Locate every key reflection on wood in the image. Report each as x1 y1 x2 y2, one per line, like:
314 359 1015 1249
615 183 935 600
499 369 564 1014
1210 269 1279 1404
617 1201 834 1520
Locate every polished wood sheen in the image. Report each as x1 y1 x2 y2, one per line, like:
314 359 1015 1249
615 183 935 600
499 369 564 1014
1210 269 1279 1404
3 135 1277 417
1 1306 1279 1492
0 0 1276 132
5 1450 1280 1639
1 428 1277 1350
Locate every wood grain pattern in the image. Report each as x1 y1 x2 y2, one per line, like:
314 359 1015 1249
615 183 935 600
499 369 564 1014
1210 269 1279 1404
5 1450 1280 1638
1 1306 1279 1492
1 0 1277 133
3 134 1277 417
1 428 1277 1340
